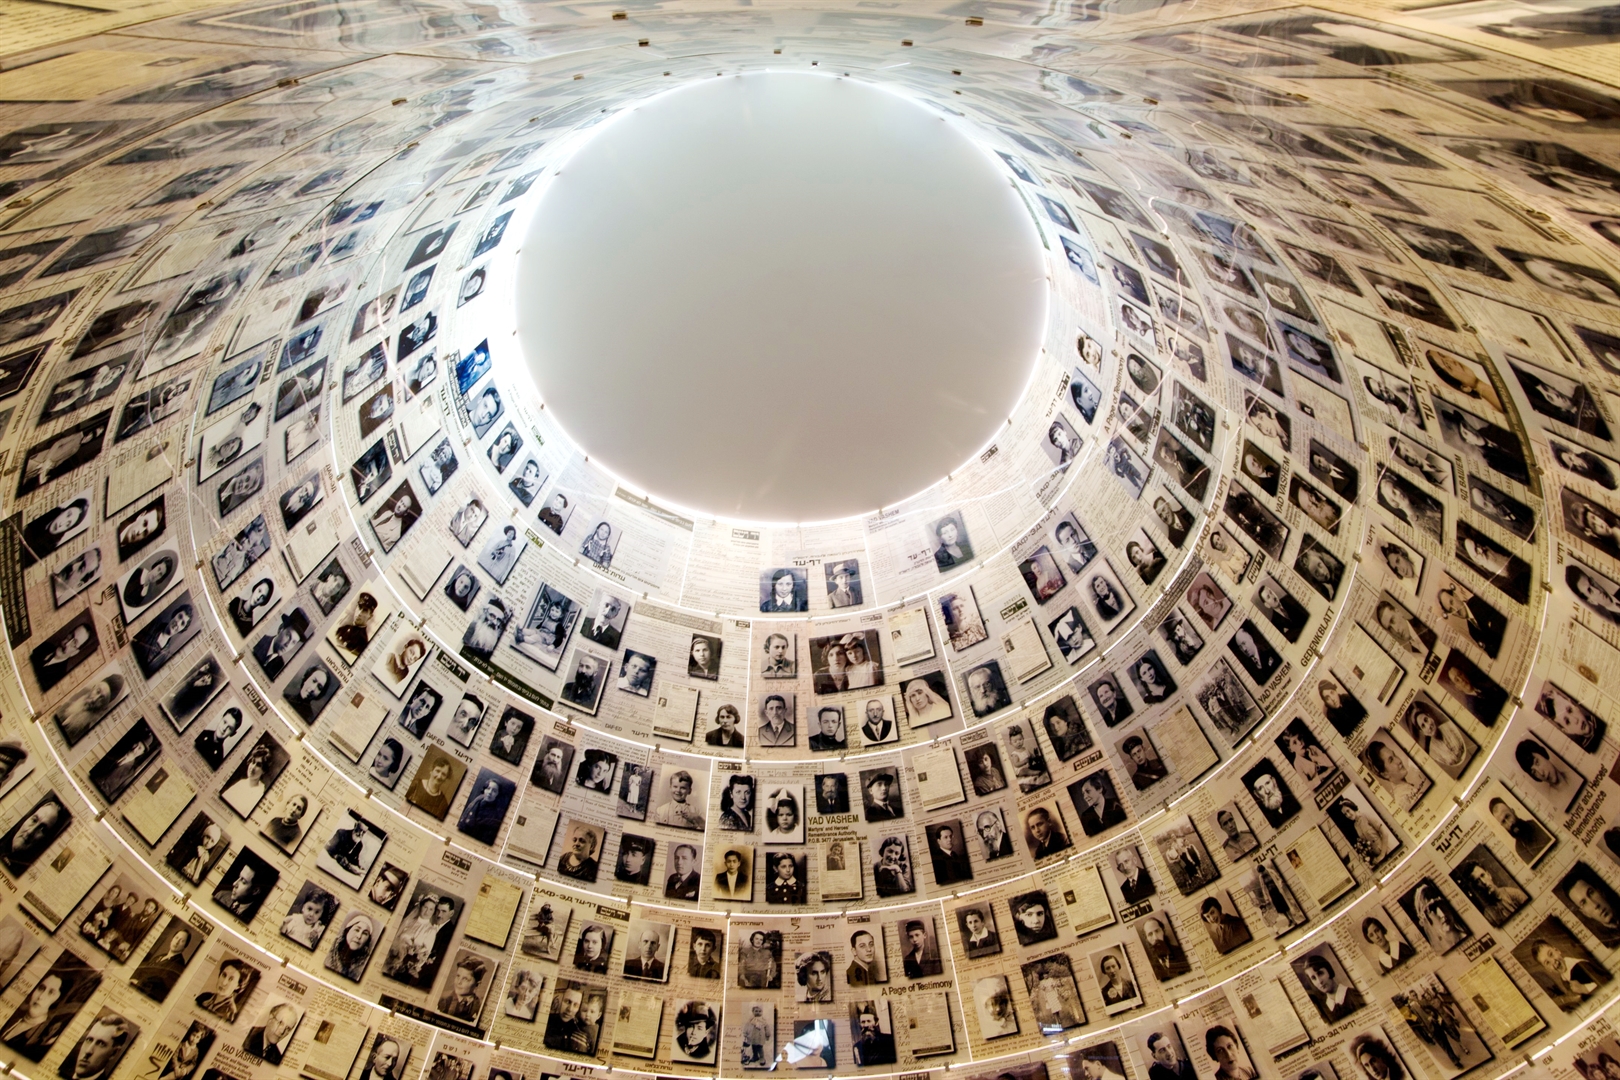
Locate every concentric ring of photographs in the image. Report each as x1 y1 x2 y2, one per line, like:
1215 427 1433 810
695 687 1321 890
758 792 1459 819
7 2 1620 1071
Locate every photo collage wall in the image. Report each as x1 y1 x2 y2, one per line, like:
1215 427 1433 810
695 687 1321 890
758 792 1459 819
1 5 1620 1080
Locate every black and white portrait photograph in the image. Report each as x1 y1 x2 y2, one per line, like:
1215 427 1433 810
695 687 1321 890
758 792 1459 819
574 589 626 651
128 917 198 1004
529 736 574 795
920 820 969 890
1554 864 1620 948
388 677 440 738
964 659 1012 718
616 650 657 698
575 747 618 795
418 439 458 495
1228 620 1283 686
1083 562 1136 632
807 706 845 752
220 570 277 640
1023 801 1075 858
371 624 431 700
368 737 411 790
348 440 392 506
1549 438 1619 489
1125 529 1167 585
1295 536 1346 602
1152 815 1218 897
405 747 467 821
1071 365 1102 421
1207 802 1258 865
972 974 1019 1040
1044 415 1083 470
860 768 904 822
1321 780 1399 867
1435 400 1529 485
971 808 1014 864
365 481 420 557
1196 660 1265 744
1021 544 1069 600
443 565 480 612
510 584 579 671
1458 521 1531 603
211 847 279 925
449 497 487 548
53 1006 139 1080
537 490 575 536
476 524 522 585
617 762 656 821
1105 436 1152 499
130 592 202 679
1088 671 1133 729
809 774 847 818
279 880 337 952
87 719 161 805
712 846 752 901
1131 910 1192 990
1243 393 1291 453
1121 730 1171 792
78 873 160 963
52 663 128 747
610 834 660 896
1197 891 1253 956
940 590 988 651
1125 649 1177 704
716 777 755 835
1202 527 1253 588
1512 916 1610 1012
1225 487 1289 561
1089 944 1141 1015
954 900 1000 959
760 567 808 612
1050 605 1097 665
457 596 511 667
165 814 226 887
1397 693 1480 779
1360 725 1425 809
1450 843 1530 929
20 490 94 570
1250 577 1309 647
317 809 387 889
1070 770 1128 836
381 881 465 990
672 1002 720 1065
664 844 702 900
850 697 894 747
559 652 609 715
1529 680 1607 757
809 630 883 693
486 422 522 473
1435 652 1508 727
251 606 311 682
0 947 100 1063
1290 944 1365 1025
577 519 618 570
825 560 862 607
900 672 953 726
928 511 975 572
1187 576 1233 639
1240 439 1282 497
214 456 265 520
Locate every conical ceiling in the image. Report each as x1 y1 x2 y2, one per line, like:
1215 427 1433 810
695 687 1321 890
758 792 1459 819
0 6 1617 1080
